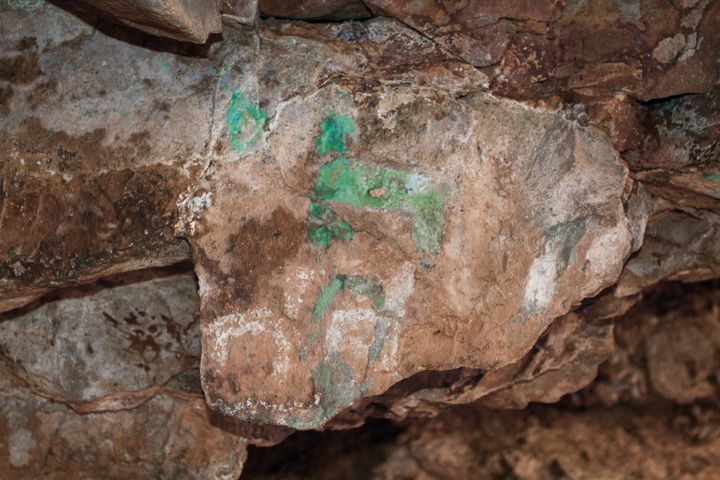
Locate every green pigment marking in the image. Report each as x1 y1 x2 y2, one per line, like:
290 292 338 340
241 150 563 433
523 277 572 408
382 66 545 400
315 157 445 254
311 274 385 322
544 217 588 270
312 277 344 322
700 172 720 199
227 91 267 153
344 275 385 310
308 203 355 248
308 112 445 254
316 112 355 156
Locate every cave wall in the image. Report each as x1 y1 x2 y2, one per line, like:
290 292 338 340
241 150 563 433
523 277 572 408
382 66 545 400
1 0 719 477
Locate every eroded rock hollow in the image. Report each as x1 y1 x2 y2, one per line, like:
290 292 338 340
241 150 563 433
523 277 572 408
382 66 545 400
1 0 719 478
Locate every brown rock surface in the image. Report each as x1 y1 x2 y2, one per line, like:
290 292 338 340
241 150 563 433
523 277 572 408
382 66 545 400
243 280 720 479
578 280 720 408
185 20 631 429
77 0 225 43
259 0 370 20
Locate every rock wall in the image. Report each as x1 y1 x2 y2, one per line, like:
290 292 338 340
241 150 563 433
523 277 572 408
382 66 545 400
1 0 718 477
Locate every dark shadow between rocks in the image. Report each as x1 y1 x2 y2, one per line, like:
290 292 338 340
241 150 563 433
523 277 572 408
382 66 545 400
242 417 403 480
48 0 223 57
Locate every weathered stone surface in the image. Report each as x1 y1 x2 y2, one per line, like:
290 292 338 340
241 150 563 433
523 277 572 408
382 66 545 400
616 209 720 297
0 270 247 478
222 0 259 26
79 0 225 43
1 3 633 431
3 1 720 476
246 402 720 480
328 286 638 427
0 2 209 312
365 0 562 67
0 382 246 479
184 21 632 429
579 280 720 407
0 270 200 410
373 405 720 479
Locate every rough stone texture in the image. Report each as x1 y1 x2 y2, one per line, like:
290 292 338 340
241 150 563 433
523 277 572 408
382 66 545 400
184 21 631 429
0 384 247 479
1 0 720 476
79 0 225 43
244 280 720 479
1 2 636 431
0 2 203 313
578 280 720 408
0 269 200 410
319 283 643 432
616 208 720 296
222 0 259 26
0 269 247 478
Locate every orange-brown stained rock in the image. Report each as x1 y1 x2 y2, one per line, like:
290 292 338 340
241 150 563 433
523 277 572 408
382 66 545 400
0 3 224 312
187 42 632 427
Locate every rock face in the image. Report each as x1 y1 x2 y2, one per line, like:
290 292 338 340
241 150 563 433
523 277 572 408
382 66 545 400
194 83 631 428
0 270 247 478
1 1 634 431
172 18 631 429
243 281 720 479
259 0 370 20
1 0 719 477
80 0 225 43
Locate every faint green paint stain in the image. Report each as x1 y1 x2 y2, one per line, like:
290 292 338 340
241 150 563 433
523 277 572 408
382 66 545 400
307 203 355 248
306 332 319 346
311 274 385 322
7 0 44 12
702 172 720 182
315 157 445 255
312 277 344 322
544 217 587 270
344 275 385 310
316 112 355 156
311 353 356 421
227 90 267 153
